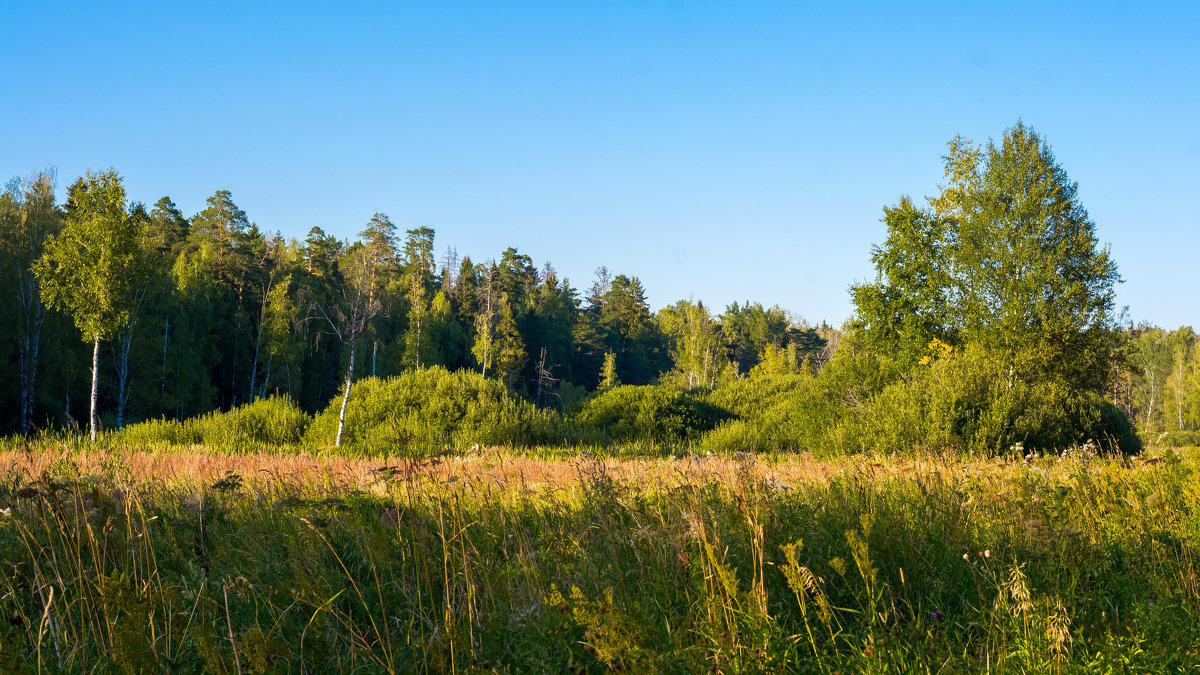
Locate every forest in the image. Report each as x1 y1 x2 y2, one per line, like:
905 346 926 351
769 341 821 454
0 164 835 440
0 121 1191 453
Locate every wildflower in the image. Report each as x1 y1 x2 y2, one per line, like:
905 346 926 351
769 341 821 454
962 553 969 561
932 610 943 621
983 550 991 558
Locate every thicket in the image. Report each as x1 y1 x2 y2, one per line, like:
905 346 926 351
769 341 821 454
113 346 1141 456
575 385 730 444
119 395 311 449
303 367 567 452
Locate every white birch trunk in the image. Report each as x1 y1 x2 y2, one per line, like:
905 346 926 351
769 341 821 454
90 335 100 442
335 342 357 448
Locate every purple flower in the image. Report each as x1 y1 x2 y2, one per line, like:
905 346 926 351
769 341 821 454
932 610 943 621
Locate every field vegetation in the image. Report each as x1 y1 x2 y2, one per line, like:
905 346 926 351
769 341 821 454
2 440 1199 673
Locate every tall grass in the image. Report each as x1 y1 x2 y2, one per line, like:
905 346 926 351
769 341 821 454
1 443 1197 672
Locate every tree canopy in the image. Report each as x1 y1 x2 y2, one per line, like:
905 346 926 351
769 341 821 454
853 121 1121 391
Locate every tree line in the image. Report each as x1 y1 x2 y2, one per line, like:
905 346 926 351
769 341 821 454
0 169 830 438
1 121 1185 452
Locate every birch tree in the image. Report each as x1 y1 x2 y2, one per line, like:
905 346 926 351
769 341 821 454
471 262 498 377
658 299 723 388
306 242 382 447
1132 325 1172 432
402 226 435 370
853 121 1122 393
259 274 299 397
35 170 143 441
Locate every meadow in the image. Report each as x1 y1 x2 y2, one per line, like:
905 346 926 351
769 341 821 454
1 435 1197 673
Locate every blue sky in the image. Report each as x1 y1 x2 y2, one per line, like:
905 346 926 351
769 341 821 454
3 1 1197 326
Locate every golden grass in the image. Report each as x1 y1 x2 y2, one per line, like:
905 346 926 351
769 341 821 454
1 442 1167 494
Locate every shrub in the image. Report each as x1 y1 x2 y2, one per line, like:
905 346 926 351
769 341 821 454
843 345 1141 455
697 344 1141 456
120 395 311 449
702 373 813 419
697 377 851 456
575 385 731 445
304 367 567 453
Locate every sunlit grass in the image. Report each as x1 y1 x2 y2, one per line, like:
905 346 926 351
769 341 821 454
1 441 1197 672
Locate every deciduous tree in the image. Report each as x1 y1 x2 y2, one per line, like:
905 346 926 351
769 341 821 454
35 170 144 440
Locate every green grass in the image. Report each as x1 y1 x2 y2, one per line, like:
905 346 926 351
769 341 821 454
1 443 1198 672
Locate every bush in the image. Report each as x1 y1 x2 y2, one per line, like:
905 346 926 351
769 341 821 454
120 395 312 448
841 345 1141 455
702 373 813 419
575 385 731 445
304 367 567 453
697 345 1141 456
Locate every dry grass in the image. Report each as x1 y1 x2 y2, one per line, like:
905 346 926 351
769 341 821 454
0 443 1078 493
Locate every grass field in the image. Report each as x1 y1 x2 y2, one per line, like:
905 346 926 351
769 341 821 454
1 441 1198 673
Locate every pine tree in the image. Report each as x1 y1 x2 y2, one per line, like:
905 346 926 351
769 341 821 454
493 293 527 390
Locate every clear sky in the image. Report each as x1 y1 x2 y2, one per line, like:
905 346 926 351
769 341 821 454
3 1 1197 327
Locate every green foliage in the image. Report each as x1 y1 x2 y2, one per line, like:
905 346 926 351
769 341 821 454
576 384 731 445
842 344 1140 455
598 351 619 389
35 169 143 343
704 371 815 419
949 123 1120 390
720 301 826 375
845 122 1129 453
1121 324 1200 436
699 344 1141 456
120 395 312 448
1141 429 1200 448
698 370 854 455
0 156 1171 456
849 196 955 367
657 299 726 387
304 367 564 452
493 293 527 389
